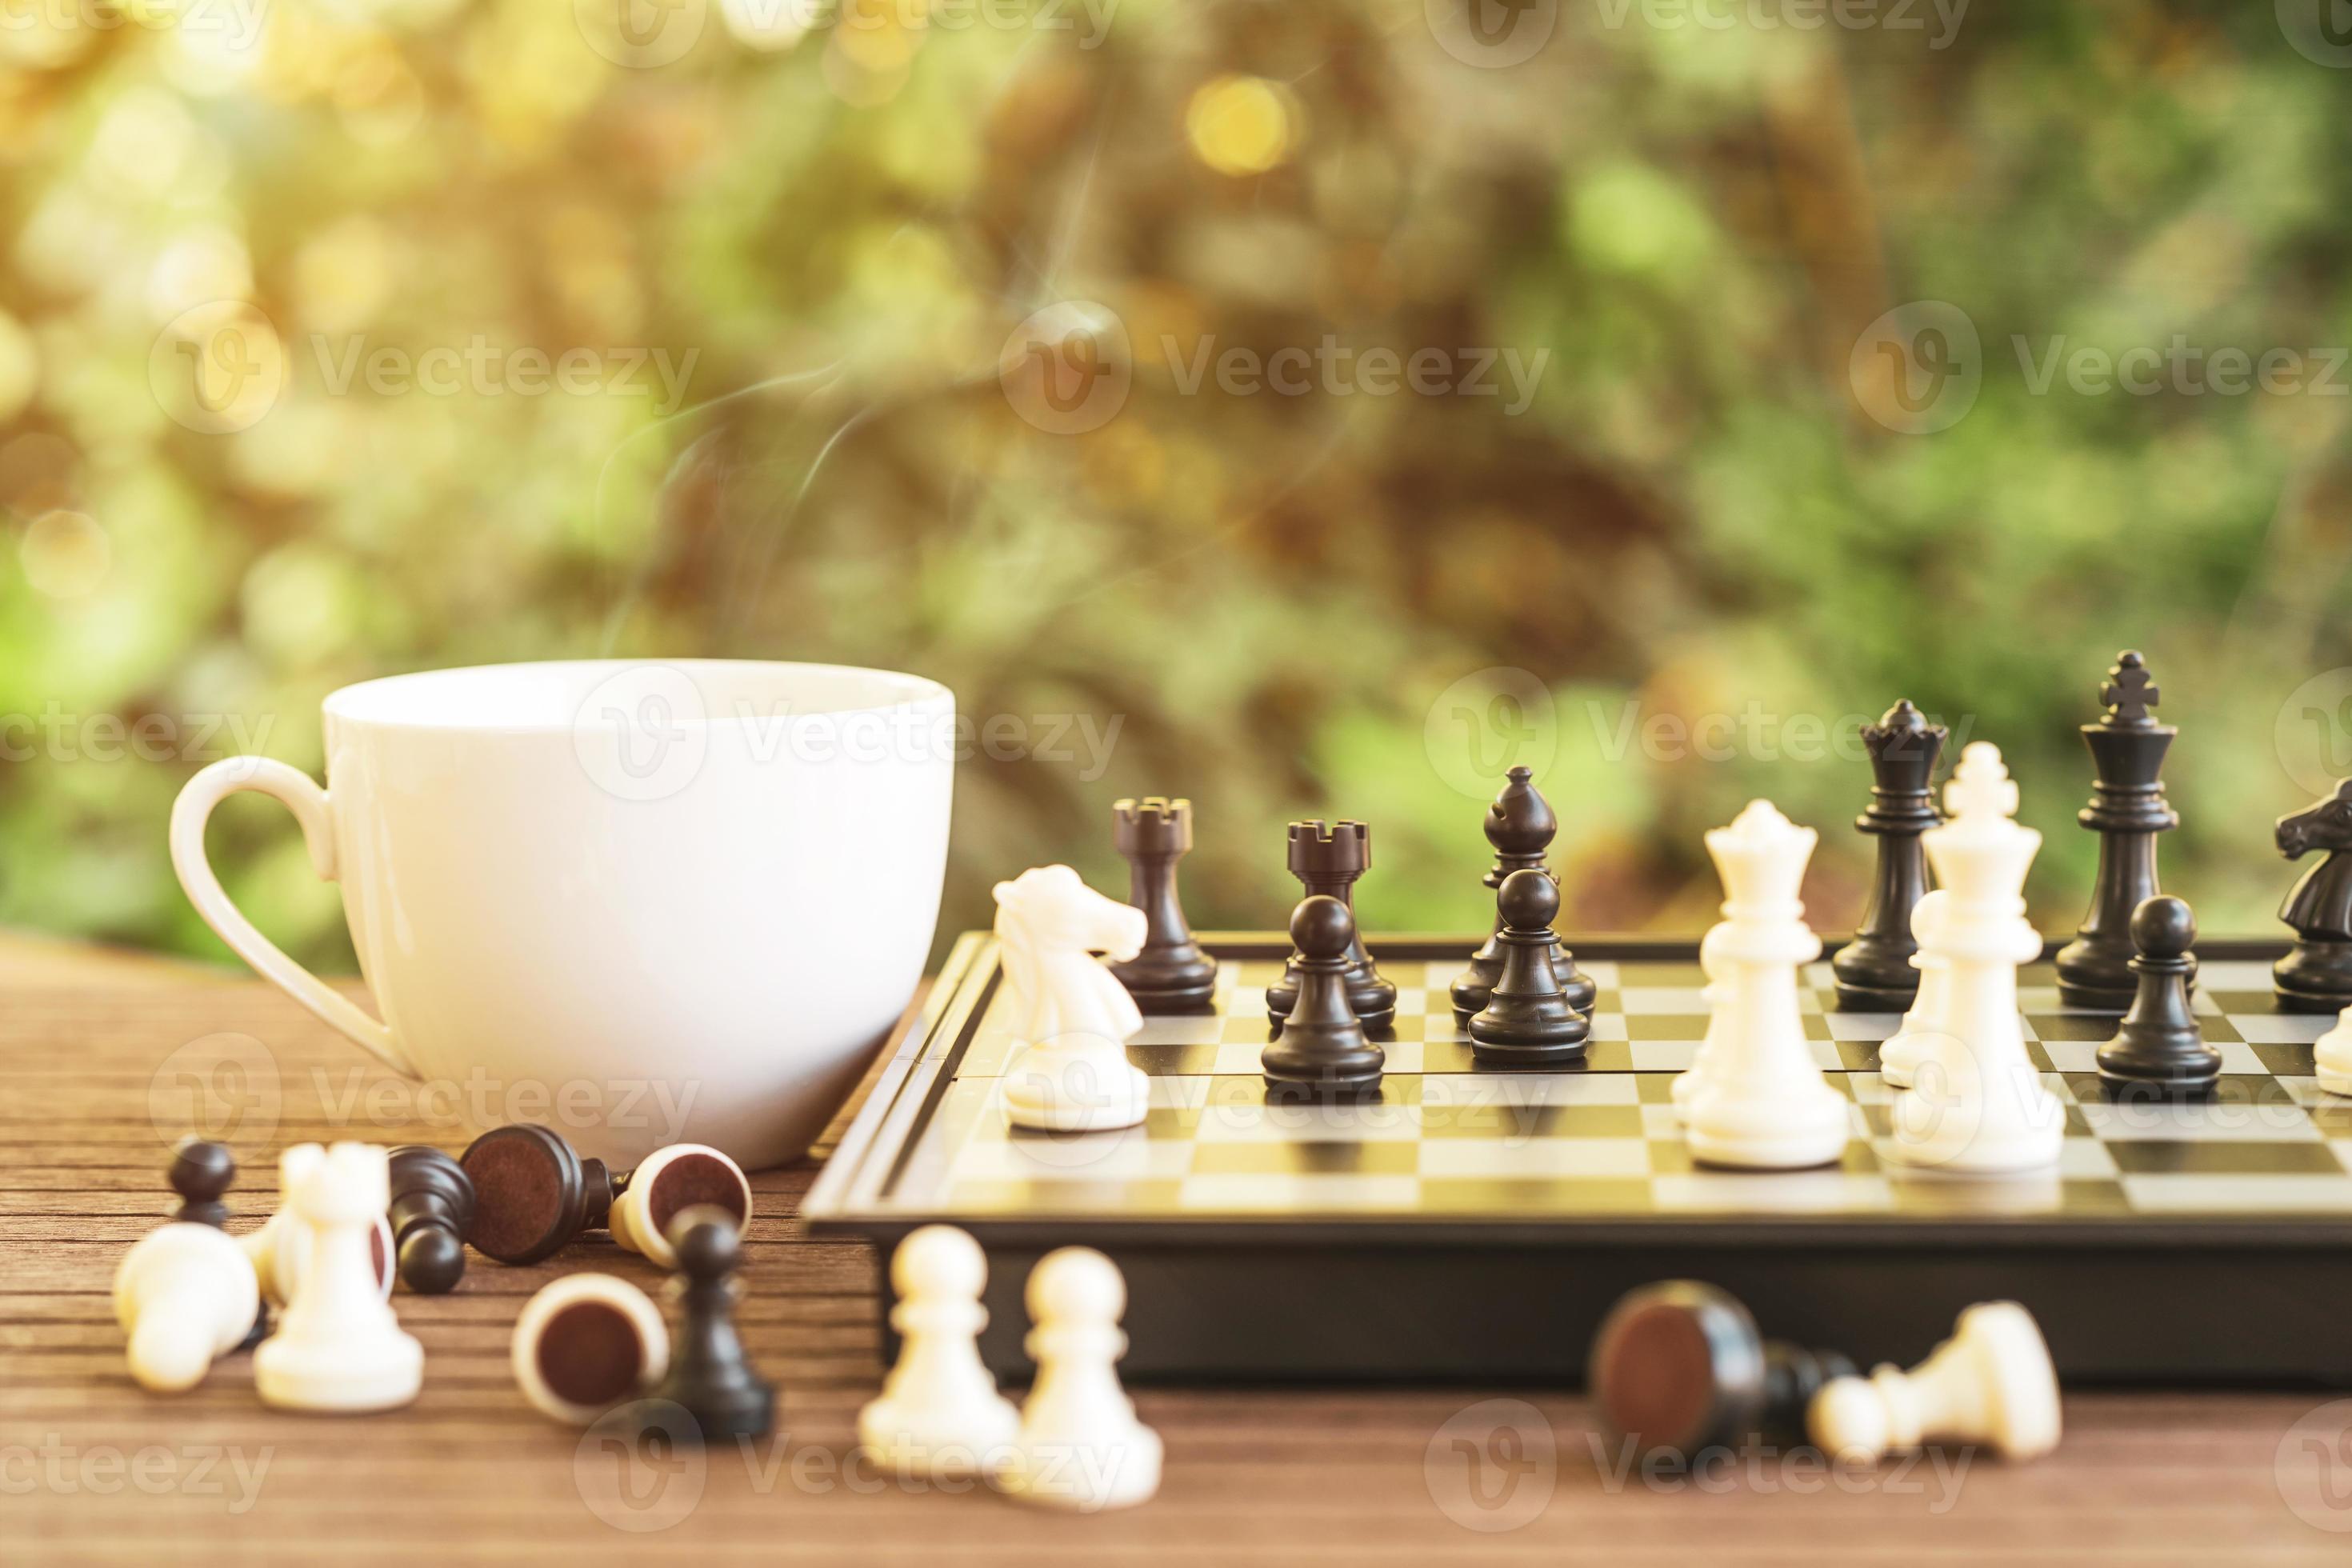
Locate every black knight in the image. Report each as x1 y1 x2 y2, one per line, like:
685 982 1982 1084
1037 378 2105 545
2274 778 2352 1012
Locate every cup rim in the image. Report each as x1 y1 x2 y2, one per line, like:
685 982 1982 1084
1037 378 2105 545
323 658 954 732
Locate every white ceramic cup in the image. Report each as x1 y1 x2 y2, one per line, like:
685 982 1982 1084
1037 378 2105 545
170 659 954 1170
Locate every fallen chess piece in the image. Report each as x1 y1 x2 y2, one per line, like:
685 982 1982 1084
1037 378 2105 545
859 1225 1020 1479
255 1142 425 1413
113 1139 263 1394
1586 1280 1855 1460
2317 1002 2352 1098
458 1123 752 1267
646 1209 774 1443
993 865 1154 1132
1808 1301 2061 1464
512 1274 670 1424
993 1246 1161 1512
388 1145 474 1294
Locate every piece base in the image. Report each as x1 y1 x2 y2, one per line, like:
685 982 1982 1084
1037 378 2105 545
1112 978 1220 1013
2056 982 2137 1013
2274 983 2352 1015
1002 1064 1151 1133
1468 1037 1590 1070
254 1334 423 1414
1833 980 1919 1014
2095 1061 2220 1100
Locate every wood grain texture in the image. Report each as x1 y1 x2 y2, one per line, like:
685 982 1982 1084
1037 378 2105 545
3 967 2350 1564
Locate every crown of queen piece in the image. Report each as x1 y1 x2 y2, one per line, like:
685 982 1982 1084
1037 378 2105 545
1112 797 1193 854
1287 819 1370 878
1861 700 1944 797
1703 799 1817 918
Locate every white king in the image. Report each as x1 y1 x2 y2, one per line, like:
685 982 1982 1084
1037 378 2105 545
1886 743 2063 1174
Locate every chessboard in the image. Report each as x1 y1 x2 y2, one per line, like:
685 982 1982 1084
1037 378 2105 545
805 933 2352 1387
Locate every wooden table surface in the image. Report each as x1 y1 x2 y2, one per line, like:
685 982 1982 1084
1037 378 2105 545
7 940 2352 1564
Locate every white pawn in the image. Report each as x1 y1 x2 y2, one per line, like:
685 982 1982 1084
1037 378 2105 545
2315 1003 2352 1098
994 1247 1162 1512
255 1144 424 1413
1685 801 1850 1170
1809 1301 2061 1464
114 1222 261 1394
1877 890 1954 1090
860 1226 1020 1479
993 866 1153 1133
1669 920 1732 1119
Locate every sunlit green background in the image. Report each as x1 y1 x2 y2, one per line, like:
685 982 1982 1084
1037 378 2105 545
2 0 2348 972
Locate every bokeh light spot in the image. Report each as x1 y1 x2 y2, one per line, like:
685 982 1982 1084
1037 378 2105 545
1185 75 1298 178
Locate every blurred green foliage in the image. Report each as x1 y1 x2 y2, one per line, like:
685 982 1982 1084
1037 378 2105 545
0 0 2348 973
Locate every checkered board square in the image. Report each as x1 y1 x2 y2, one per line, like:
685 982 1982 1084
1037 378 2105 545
877 950 2352 1222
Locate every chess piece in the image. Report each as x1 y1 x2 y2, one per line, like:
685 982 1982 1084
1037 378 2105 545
255 1142 425 1412
2055 654 2179 1011
460 1124 753 1269
994 865 1153 1132
1106 798 1219 1011
1261 896 1386 1096
1266 821 1396 1031
2314 1003 2352 1098
114 1144 264 1393
242 1173 394 1308
1875 890 1956 1090
1669 920 1733 1118
1809 1301 2061 1464
608 1142 754 1268
2273 778 2352 1013
2096 896 2217 1096
647 1209 774 1443
388 1146 474 1294
1588 1281 1856 1459
511 1274 670 1424
1467 870 1591 1065
859 1226 1021 1479
1684 801 1850 1170
1834 700 1946 1011
1450 767 1594 1019
993 1247 1162 1512
1886 744 2064 1174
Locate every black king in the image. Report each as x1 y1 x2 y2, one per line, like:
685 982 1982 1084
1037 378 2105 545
1832 700 1946 1011
2054 651 2178 1012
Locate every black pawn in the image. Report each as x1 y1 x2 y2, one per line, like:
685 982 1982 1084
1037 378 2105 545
1107 797 1219 1011
1588 1281 1855 1461
1467 870 1590 1065
167 1138 268 1352
168 1137 235 1229
647 1210 774 1443
2097 895 2218 1095
1450 767 1594 1019
2056 652 2180 1011
388 1146 475 1294
1832 700 1946 1011
2274 778 2352 1013
1266 820 1397 1031
1262 896 1385 1097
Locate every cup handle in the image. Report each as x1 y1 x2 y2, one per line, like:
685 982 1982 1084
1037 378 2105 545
169 757 418 1080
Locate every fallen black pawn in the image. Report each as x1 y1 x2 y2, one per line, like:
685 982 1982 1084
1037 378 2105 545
389 1145 476 1293
1587 1280 1855 1460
